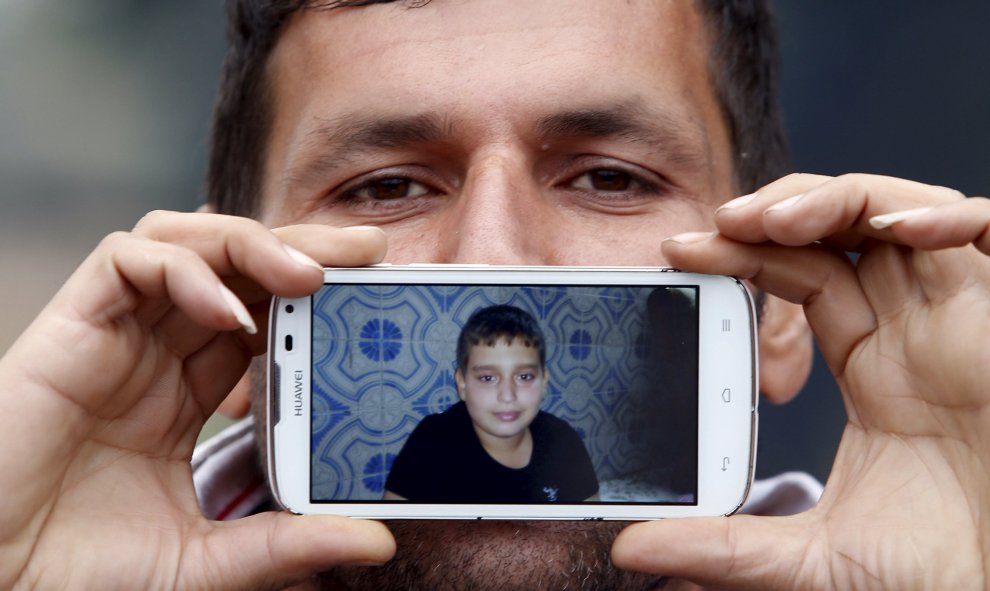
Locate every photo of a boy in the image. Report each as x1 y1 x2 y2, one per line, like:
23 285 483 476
384 304 600 503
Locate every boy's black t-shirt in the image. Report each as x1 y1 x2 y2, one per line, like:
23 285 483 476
385 401 599 503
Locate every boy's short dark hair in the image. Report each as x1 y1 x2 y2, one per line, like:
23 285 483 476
456 305 546 372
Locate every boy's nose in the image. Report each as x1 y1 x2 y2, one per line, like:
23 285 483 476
497 382 517 403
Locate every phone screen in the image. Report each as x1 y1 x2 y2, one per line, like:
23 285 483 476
308 282 699 506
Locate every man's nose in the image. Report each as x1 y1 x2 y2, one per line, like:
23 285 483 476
436 154 558 264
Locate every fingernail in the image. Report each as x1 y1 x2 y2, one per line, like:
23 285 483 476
665 231 715 244
868 207 933 230
765 193 804 213
219 284 257 335
716 193 757 212
283 244 323 271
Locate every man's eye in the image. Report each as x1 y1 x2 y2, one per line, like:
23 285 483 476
517 373 535 382
478 375 496 383
569 169 637 192
349 177 430 200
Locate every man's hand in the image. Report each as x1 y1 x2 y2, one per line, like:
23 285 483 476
613 174 990 589
0 212 396 590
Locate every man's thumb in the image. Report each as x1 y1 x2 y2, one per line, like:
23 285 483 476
185 512 396 590
612 514 814 590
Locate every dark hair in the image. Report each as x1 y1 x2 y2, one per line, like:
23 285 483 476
456 305 546 372
695 0 790 193
206 0 789 216
207 0 421 217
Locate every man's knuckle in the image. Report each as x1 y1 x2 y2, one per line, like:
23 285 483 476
231 215 269 237
132 209 179 235
136 209 172 226
937 186 967 202
831 173 865 190
99 230 136 251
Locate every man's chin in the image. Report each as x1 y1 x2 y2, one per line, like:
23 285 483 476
317 520 665 591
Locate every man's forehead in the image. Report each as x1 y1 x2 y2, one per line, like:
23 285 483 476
268 0 712 115
264 0 724 186
276 0 703 60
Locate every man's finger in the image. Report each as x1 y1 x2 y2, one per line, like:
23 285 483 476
57 233 256 335
713 173 834 243
185 513 396 591
273 224 388 267
131 211 325 297
715 174 966 249
662 233 875 383
132 212 387 295
869 196 990 256
612 514 814 591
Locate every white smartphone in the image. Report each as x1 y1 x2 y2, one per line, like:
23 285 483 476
268 265 758 520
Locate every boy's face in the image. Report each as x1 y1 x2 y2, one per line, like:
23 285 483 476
456 339 547 444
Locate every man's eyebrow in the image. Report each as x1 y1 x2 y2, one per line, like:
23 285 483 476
335 113 452 148
283 103 710 191
535 103 710 167
283 113 452 190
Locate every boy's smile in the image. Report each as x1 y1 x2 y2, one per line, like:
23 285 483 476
494 410 522 423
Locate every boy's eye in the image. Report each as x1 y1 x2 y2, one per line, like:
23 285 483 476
477 375 497 383
517 373 535 381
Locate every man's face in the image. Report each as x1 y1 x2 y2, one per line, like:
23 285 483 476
457 340 546 446
258 0 734 263
258 0 731 588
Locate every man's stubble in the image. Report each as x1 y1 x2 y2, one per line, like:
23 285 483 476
320 520 663 591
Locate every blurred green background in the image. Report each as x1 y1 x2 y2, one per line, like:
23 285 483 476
2 1 988 471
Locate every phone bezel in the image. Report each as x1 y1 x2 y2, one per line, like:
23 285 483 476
268 265 758 519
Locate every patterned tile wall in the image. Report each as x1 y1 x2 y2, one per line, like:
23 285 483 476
310 284 697 501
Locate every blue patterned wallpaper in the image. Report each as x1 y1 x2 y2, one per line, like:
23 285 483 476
310 284 696 501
